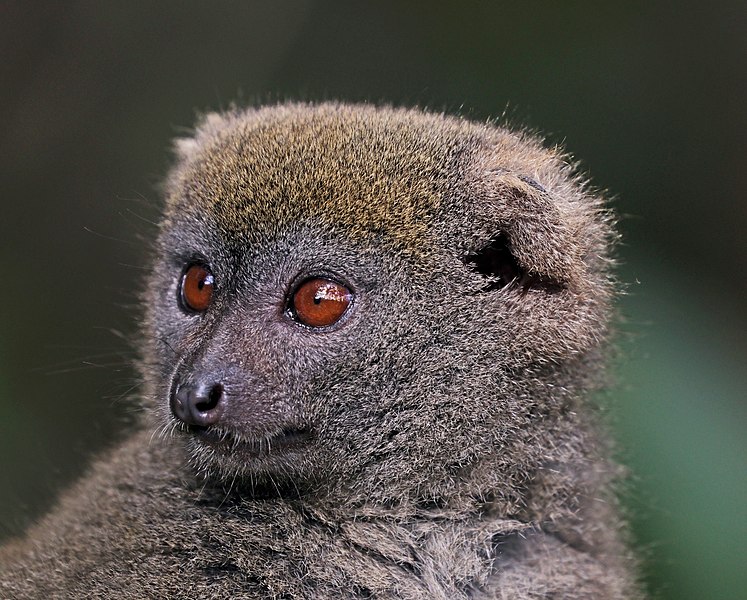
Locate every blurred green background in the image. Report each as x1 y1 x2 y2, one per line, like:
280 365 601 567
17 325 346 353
1 2 744 598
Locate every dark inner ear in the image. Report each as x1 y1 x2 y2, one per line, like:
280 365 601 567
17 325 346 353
464 234 565 293
464 234 522 291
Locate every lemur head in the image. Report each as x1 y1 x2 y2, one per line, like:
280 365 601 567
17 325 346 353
143 103 614 504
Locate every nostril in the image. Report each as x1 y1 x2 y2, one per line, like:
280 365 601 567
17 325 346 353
196 383 224 413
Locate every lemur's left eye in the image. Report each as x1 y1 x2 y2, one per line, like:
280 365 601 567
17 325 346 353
179 263 215 313
291 278 352 328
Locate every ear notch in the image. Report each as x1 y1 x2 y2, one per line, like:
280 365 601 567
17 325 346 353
464 233 564 293
464 233 521 291
474 170 587 291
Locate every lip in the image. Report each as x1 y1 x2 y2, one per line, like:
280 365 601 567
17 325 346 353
189 425 313 456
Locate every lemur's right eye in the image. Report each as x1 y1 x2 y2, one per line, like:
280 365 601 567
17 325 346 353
179 263 215 313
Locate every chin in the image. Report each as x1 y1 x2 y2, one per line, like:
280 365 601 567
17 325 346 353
180 425 322 497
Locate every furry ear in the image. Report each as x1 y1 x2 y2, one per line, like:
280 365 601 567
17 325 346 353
173 136 200 162
458 166 597 294
172 111 240 163
450 158 612 364
486 171 586 289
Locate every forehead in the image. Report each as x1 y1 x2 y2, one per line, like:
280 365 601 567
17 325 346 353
164 105 483 252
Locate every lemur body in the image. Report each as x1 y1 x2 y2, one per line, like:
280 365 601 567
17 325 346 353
0 103 640 599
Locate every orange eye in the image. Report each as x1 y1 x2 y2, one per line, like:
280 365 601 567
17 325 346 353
179 263 215 313
291 278 352 328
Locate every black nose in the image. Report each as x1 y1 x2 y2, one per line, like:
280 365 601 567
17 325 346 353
171 381 225 427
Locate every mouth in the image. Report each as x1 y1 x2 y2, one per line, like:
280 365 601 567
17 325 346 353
188 425 314 457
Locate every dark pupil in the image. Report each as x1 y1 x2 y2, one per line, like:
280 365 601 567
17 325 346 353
197 278 205 291
313 293 322 305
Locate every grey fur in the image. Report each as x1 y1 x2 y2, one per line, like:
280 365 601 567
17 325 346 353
0 103 642 598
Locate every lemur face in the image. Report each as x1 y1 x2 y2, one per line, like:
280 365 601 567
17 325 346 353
143 104 612 501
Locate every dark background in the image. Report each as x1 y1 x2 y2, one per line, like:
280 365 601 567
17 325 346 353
1 3 745 598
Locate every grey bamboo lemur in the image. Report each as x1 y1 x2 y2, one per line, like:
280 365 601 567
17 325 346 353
0 103 641 598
